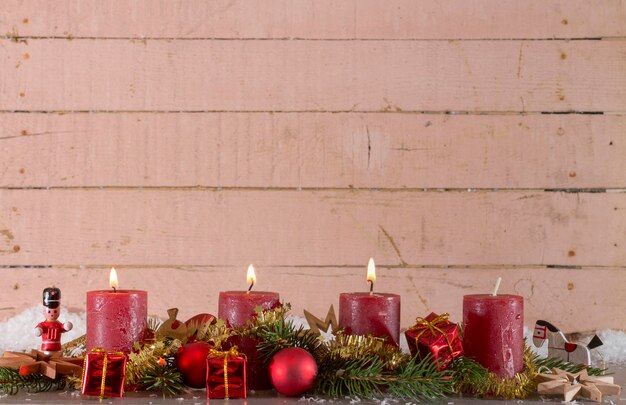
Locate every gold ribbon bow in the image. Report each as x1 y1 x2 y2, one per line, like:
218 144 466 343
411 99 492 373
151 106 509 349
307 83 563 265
81 348 125 399
209 347 243 399
408 313 454 354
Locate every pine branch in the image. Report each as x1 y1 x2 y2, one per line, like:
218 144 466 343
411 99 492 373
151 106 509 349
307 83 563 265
315 356 386 398
386 356 455 401
126 339 182 386
0 367 64 395
534 355 606 376
448 356 491 395
138 358 185 397
255 319 323 364
315 355 453 401
449 349 538 400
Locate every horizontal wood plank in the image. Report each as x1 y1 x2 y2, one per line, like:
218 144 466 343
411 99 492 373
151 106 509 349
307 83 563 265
1 266 624 333
2 39 625 112
0 190 623 267
1 113 625 189
1 0 625 39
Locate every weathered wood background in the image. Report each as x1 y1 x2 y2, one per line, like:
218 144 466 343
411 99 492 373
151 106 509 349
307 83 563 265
1 0 625 334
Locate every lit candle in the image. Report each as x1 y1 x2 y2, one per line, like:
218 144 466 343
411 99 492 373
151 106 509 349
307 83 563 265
462 278 524 378
218 265 280 328
218 265 280 390
86 268 148 353
338 258 401 346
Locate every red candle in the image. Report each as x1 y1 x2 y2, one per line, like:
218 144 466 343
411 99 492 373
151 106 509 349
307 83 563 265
86 268 148 354
218 265 280 390
218 265 280 327
338 259 401 346
463 294 524 378
218 291 281 327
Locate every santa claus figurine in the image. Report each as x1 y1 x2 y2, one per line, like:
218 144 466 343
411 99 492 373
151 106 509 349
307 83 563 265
35 287 73 353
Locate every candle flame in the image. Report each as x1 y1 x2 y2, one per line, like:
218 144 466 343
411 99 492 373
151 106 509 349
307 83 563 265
367 258 376 295
367 258 376 283
247 264 256 292
109 267 119 290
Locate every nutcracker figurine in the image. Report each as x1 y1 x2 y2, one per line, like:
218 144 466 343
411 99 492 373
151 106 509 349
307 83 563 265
35 287 73 353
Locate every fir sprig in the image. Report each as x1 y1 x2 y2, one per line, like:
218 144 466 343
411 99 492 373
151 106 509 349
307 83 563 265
315 355 453 401
387 356 454 401
448 356 490 395
449 344 609 400
235 303 293 339
126 339 182 387
450 347 538 399
255 318 323 364
315 356 386 398
137 358 185 397
535 355 606 376
0 367 63 395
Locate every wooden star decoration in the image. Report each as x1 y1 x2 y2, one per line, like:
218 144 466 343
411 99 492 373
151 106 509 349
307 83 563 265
536 367 621 402
304 305 340 336
0 350 83 380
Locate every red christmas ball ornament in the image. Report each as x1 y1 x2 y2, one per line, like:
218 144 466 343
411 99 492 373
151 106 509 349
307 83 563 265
269 347 317 396
175 341 211 388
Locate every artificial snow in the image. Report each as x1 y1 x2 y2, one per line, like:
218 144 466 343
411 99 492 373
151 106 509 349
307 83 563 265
598 330 626 364
0 306 85 352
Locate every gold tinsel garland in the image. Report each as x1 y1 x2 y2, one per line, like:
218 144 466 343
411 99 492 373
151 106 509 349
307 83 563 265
324 333 407 371
126 340 182 386
453 345 539 399
50 306 607 401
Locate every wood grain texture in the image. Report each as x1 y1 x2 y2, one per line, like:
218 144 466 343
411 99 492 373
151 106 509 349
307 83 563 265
0 0 623 336
1 266 624 332
1 113 624 189
0 189 624 267
1 0 625 39
2 39 625 112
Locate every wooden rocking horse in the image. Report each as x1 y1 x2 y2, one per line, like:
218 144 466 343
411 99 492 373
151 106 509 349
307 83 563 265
532 320 603 365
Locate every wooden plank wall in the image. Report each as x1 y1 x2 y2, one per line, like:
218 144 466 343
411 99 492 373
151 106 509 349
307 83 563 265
0 0 625 334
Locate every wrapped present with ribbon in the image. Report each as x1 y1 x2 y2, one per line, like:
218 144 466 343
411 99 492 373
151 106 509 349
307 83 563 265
81 348 127 398
404 312 463 370
206 347 247 399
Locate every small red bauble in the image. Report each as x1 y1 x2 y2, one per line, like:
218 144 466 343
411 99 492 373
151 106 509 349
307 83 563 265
269 347 317 396
175 341 212 388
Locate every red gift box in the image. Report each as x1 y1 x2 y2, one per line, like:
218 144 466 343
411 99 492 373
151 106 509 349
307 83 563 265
206 347 247 399
81 349 127 398
404 312 463 370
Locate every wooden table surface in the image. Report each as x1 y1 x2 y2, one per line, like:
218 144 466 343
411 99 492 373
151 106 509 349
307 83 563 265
0 365 624 405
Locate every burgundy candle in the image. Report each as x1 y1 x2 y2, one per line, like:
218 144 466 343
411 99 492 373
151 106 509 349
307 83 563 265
218 265 280 327
338 258 401 346
218 291 280 327
86 268 148 354
463 292 524 378
218 265 280 390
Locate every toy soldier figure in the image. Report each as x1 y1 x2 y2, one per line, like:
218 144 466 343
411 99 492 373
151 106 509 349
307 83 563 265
35 287 73 353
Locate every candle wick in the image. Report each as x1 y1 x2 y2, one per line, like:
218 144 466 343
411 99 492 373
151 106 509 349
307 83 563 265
368 280 374 296
492 277 502 296
247 282 254 294
112 287 117 292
